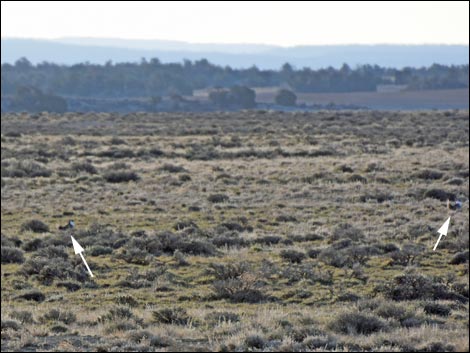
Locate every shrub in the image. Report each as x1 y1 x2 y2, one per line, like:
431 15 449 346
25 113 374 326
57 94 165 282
71 162 97 174
276 215 298 222
1 320 20 331
1 159 52 178
329 312 387 335
22 238 43 251
9 310 34 324
1 247 25 263
254 235 282 245
208 194 229 203
423 303 451 316
21 219 49 233
449 251 469 265
104 171 140 183
98 148 135 159
378 272 465 302
90 245 113 256
41 309 76 324
280 249 306 263
116 295 139 307
245 335 266 349
56 281 81 292
424 189 456 201
160 164 187 173
331 223 364 242
16 290 45 302
152 307 191 325
208 262 265 303
99 307 135 323
414 169 444 180
205 311 240 326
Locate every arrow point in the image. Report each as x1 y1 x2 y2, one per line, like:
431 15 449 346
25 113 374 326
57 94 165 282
71 236 85 254
437 216 451 236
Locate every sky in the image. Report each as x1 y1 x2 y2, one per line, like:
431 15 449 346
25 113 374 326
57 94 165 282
1 1 469 46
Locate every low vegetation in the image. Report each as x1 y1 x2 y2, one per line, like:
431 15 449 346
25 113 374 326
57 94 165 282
1 110 468 351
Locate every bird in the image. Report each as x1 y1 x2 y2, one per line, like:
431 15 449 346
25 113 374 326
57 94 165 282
59 219 75 230
447 199 462 211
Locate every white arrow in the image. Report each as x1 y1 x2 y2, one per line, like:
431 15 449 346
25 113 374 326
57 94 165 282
71 236 94 277
433 217 451 251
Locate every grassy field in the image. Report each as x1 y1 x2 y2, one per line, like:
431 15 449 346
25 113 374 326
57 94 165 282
1 110 469 352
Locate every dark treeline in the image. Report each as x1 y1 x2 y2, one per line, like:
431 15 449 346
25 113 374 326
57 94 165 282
1 57 468 98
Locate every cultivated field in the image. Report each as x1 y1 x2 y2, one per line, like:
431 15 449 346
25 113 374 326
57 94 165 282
1 110 469 352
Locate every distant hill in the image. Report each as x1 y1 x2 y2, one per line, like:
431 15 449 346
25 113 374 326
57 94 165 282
1 38 468 69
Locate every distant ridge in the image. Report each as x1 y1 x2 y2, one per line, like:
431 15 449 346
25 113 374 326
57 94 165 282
2 38 468 69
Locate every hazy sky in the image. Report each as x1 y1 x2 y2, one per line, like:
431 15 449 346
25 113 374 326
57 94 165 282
2 1 469 46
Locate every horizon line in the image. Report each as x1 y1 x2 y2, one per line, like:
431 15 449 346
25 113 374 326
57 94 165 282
2 36 469 48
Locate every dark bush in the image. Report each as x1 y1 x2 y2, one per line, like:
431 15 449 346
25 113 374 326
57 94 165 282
307 248 321 259
414 169 444 180
254 235 282 245
276 215 298 222
329 312 387 335
424 189 456 201
90 245 113 256
1 320 20 331
449 251 469 265
160 164 188 173
98 148 135 159
245 335 266 349
423 303 451 317
21 219 49 233
208 194 229 203
22 238 43 251
280 249 306 263
104 171 140 183
116 295 139 307
1 247 25 263
16 289 45 302
378 272 466 302
56 281 81 292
